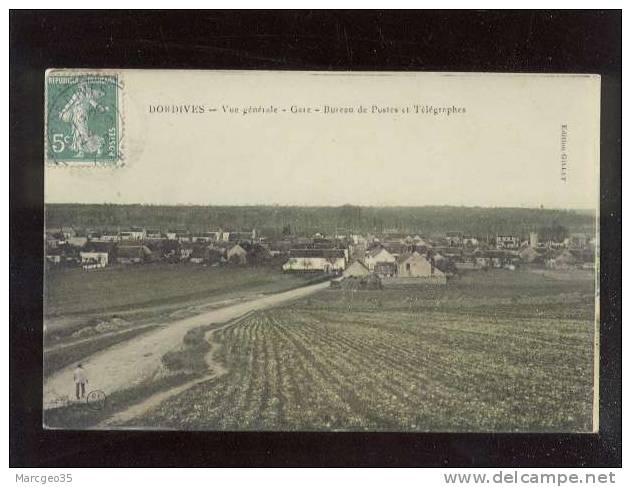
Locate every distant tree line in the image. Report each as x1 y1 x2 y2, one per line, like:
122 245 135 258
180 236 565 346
45 204 596 238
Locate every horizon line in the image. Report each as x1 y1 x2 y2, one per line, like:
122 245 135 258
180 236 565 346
44 202 598 211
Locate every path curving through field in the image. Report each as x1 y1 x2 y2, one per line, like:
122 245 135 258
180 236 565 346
97 328 228 428
43 281 330 410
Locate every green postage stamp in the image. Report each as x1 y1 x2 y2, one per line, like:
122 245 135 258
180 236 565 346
45 70 123 166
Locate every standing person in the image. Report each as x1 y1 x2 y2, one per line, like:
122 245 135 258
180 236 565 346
73 363 88 400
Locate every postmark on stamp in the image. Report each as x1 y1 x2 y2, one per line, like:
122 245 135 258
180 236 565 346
45 70 124 166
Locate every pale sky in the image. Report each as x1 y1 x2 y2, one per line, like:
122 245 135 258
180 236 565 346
45 71 600 208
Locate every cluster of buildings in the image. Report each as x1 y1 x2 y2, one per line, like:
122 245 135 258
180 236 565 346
45 227 259 270
44 226 597 280
341 230 596 277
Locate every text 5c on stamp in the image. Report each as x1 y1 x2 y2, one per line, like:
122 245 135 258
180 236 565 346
45 70 124 166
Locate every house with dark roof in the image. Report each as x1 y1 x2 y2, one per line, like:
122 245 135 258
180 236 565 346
45 231 66 248
192 232 221 243
46 226 77 240
222 230 257 243
267 239 294 255
89 229 121 242
381 241 414 258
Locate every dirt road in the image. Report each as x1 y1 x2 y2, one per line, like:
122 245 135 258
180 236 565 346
98 326 229 428
43 281 329 409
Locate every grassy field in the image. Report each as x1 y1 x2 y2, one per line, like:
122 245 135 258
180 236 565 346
44 324 160 377
44 372 194 429
44 264 316 318
130 268 596 432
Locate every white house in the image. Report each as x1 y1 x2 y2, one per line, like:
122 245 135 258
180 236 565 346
282 249 346 273
120 228 146 241
79 242 115 268
67 236 88 247
192 232 219 243
89 230 120 242
146 230 163 239
496 235 520 249
80 251 109 268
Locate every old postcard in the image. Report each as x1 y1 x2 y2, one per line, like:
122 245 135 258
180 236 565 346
43 70 600 432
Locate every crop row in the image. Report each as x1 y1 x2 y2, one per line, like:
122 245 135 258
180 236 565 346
136 305 594 432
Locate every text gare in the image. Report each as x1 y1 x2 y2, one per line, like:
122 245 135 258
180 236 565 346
290 105 402 114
